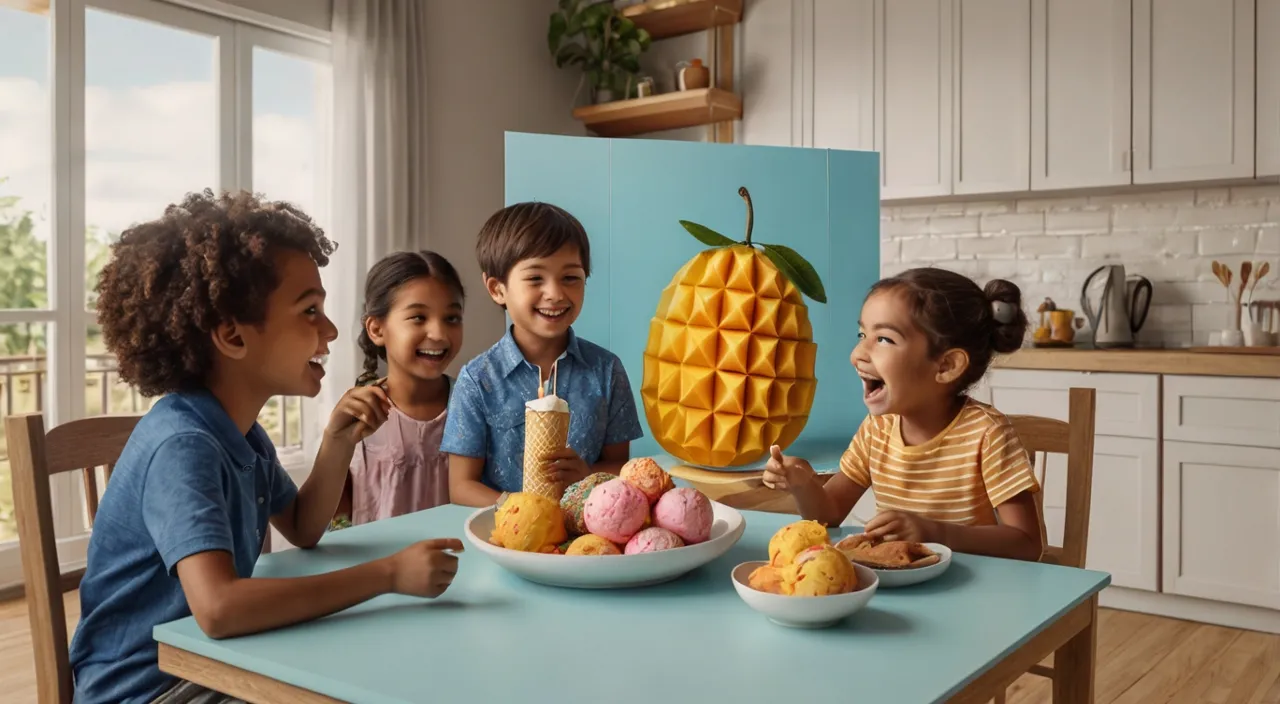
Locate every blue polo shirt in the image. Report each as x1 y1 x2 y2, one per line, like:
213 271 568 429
68 390 298 704
441 325 644 492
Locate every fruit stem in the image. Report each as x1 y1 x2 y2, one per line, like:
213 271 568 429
738 186 754 246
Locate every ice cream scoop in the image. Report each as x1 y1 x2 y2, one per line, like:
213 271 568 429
652 487 713 544
560 471 616 535
489 492 567 553
525 393 570 413
583 479 650 543
768 519 831 567
624 526 685 555
565 534 622 556
619 457 675 504
747 564 786 594
782 544 858 596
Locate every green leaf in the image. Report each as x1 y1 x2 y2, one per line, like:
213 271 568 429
679 220 737 248
547 12 567 54
760 243 828 303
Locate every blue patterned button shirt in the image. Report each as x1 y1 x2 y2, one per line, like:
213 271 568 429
441 325 645 493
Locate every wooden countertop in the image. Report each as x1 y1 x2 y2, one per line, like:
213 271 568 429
995 347 1280 378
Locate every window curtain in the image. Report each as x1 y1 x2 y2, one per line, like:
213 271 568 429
311 0 431 457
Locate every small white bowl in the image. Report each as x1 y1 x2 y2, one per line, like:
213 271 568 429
464 501 746 589
856 542 953 588
730 560 879 628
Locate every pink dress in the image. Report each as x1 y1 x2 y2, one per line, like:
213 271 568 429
348 403 450 526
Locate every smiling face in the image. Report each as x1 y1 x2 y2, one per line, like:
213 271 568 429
366 276 464 383
485 244 586 342
851 289 967 416
237 249 339 398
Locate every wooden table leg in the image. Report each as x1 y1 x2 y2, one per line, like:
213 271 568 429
1052 594 1098 703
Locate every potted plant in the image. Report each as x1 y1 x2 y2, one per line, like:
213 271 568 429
548 0 652 104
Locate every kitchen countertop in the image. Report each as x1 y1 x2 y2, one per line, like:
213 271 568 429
996 346 1280 378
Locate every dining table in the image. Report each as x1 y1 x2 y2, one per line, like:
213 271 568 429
154 503 1110 703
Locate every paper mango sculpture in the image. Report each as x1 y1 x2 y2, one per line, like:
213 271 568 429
641 186 827 468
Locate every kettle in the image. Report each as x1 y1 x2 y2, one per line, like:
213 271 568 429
1080 264 1153 348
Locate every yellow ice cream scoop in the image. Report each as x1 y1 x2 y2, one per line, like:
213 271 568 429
490 492 567 553
768 519 831 567
782 544 858 596
565 534 621 555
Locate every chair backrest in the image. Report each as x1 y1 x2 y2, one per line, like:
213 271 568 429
5 412 141 704
1006 386 1097 570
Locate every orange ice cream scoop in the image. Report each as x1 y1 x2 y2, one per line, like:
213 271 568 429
490 492 567 553
565 534 622 555
619 457 676 504
783 544 858 596
748 564 786 594
768 519 831 567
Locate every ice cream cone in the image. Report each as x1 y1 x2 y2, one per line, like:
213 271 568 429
523 407 570 501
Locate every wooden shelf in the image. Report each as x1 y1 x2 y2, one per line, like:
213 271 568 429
996 347 1280 378
620 0 743 40
572 87 742 138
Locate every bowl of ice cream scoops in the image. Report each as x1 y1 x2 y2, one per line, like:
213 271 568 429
464 458 746 589
731 520 879 628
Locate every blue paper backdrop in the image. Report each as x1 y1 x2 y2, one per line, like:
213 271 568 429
504 132 881 471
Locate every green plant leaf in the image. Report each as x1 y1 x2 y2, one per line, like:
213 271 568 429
760 243 827 303
679 220 737 248
547 12 567 55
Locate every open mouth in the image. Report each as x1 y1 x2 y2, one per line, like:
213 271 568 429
416 348 449 362
536 306 570 321
308 354 327 378
860 374 886 403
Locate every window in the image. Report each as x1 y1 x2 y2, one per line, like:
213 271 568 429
0 0 331 584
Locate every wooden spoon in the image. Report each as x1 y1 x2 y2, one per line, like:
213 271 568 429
1248 261 1271 302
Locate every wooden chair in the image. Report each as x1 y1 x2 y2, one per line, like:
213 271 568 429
6 412 141 704
995 386 1098 703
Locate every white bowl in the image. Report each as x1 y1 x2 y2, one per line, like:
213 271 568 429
856 542 953 588
731 560 879 628
463 501 745 589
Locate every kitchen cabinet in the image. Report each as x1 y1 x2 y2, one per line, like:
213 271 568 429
1259 0 1280 176
1030 0 1132 190
953 0 1031 194
873 0 953 199
811 0 874 151
1132 0 1255 184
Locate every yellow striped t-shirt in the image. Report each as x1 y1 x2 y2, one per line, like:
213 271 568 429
840 398 1040 526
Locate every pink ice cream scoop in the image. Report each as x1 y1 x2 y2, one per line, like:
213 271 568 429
624 526 686 555
583 479 650 543
653 487 713 544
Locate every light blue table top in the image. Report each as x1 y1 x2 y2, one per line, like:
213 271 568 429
154 505 1110 704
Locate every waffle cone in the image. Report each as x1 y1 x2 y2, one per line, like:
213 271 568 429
523 409 570 501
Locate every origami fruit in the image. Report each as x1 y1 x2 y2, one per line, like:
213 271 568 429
641 186 826 468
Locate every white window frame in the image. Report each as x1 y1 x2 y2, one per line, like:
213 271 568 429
0 0 332 589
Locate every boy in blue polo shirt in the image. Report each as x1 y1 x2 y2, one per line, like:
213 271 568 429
444 202 644 507
70 190 463 704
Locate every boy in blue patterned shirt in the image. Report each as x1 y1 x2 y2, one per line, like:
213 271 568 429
70 191 463 704
443 202 644 507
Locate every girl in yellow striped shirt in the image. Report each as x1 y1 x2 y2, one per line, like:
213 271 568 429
763 267 1044 562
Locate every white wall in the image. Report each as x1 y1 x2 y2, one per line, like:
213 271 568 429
423 0 587 367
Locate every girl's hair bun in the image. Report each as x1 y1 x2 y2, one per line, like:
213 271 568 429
983 279 1028 355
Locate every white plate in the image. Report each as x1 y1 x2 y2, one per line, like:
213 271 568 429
730 560 879 628
463 501 746 589
856 542 952 588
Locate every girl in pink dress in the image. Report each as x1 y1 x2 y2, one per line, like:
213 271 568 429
333 250 465 527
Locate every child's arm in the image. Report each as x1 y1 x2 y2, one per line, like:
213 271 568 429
863 494 1042 561
763 445 868 526
273 386 390 548
449 454 501 507
175 538 461 639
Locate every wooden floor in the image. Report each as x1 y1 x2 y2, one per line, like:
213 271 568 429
0 593 1277 702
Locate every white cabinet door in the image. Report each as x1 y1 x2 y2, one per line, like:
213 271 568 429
952 0 1031 195
982 369 1161 440
812 0 875 151
874 0 953 199
1133 0 1255 184
1163 375 1280 450
1040 436 1160 591
1163 440 1280 610
1259 0 1280 176
1030 0 1132 190
740 0 804 147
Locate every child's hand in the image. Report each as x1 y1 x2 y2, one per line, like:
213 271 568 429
325 384 392 446
388 538 463 598
542 447 590 485
863 511 939 544
761 445 815 492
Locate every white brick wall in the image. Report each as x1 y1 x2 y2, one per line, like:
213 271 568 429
881 185 1280 347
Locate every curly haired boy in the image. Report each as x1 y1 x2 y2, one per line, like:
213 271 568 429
69 190 463 704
